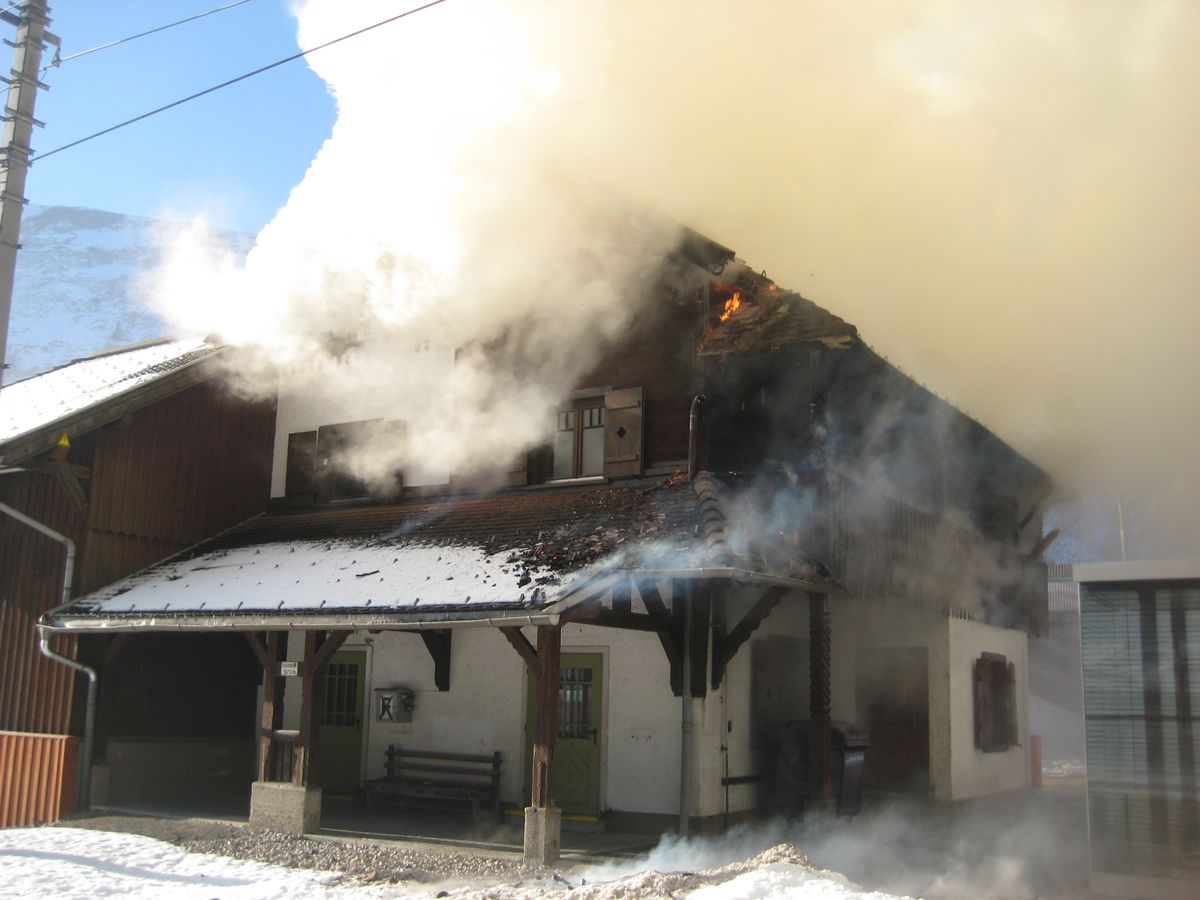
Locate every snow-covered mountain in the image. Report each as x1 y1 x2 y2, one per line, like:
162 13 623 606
3 204 253 383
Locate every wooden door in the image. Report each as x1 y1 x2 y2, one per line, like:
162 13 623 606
317 650 365 793
525 652 604 815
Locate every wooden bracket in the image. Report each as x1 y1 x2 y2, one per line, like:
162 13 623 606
420 629 452 691
302 630 349 677
500 626 540 674
639 581 685 696
711 586 786 689
244 631 271 670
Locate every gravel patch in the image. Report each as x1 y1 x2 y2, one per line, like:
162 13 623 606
63 813 552 888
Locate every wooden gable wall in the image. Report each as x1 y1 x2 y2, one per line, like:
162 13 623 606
0 379 276 735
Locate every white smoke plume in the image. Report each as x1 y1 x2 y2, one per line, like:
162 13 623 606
146 1 1197 555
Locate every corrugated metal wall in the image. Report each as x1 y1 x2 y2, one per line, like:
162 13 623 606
0 732 79 827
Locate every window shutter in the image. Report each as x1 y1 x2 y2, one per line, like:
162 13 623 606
505 453 529 487
1003 660 1018 747
285 431 318 506
603 387 644 479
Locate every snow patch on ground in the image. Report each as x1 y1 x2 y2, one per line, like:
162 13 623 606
0 827 400 899
0 829 912 900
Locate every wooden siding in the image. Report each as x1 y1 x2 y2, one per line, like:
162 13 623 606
79 381 276 594
0 731 79 827
1 379 275 737
577 298 698 469
0 470 84 734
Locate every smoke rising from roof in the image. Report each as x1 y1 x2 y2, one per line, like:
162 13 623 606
147 1 1197 555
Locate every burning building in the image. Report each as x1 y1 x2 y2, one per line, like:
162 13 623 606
29 229 1050 861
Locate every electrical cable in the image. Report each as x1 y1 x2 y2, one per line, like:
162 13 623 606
34 0 450 163
49 0 258 67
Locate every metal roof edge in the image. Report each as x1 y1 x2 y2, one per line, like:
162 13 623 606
42 607 561 634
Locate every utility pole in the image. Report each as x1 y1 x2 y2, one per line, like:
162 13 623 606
0 1 57 382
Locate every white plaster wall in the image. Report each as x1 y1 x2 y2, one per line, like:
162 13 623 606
947 617 1030 799
363 627 527 802
829 599 953 800
576 622 684 815
270 352 453 497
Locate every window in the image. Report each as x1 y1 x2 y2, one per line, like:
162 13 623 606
284 419 404 505
552 401 605 480
974 652 1017 752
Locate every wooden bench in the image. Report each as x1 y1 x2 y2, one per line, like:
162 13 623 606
365 745 502 822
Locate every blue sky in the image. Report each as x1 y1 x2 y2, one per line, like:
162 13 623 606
27 0 335 235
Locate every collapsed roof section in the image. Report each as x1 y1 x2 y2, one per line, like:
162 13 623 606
46 473 829 633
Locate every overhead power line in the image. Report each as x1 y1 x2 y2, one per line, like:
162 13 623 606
50 0 258 67
34 0 450 163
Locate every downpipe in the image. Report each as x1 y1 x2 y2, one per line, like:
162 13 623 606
688 394 706 482
678 580 694 836
0 500 96 812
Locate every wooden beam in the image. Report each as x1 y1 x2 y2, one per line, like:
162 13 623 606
244 632 270 670
808 591 833 806
711 587 787 689
103 633 130 667
500 626 540 673
639 581 684 696
530 624 561 809
295 632 319 786
561 604 673 633
420 629 452 691
611 577 631 614
256 632 283 783
302 630 349 677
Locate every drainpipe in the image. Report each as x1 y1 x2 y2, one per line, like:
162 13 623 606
0 500 95 812
688 395 706 482
678 580 694 835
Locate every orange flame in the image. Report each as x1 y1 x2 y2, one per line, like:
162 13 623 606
719 291 742 322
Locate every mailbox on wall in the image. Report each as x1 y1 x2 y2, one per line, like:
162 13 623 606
374 687 415 723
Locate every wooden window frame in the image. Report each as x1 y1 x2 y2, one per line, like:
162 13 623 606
552 397 606 481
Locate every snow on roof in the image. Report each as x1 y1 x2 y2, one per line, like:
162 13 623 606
0 336 218 446
72 538 566 617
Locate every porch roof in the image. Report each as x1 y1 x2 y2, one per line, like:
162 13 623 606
44 474 828 633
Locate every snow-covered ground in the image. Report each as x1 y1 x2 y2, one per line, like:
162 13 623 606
0 828 911 899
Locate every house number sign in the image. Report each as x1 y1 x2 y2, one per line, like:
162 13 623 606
278 661 299 677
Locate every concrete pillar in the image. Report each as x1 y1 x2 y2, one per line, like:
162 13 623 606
523 805 561 866
249 782 322 834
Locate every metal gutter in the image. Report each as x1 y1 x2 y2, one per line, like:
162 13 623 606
40 607 562 634
0 500 96 813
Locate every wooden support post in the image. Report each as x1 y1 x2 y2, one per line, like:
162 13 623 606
255 632 282 782
530 624 561 809
808 592 833 807
294 631 319 786
711 587 786 689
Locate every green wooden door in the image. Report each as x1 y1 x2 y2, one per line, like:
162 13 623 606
525 652 603 815
317 650 365 793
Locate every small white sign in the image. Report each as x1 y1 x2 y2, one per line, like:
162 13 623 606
279 661 299 677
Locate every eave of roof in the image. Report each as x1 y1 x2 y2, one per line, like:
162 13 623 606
0 338 224 464
41 474 830 633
